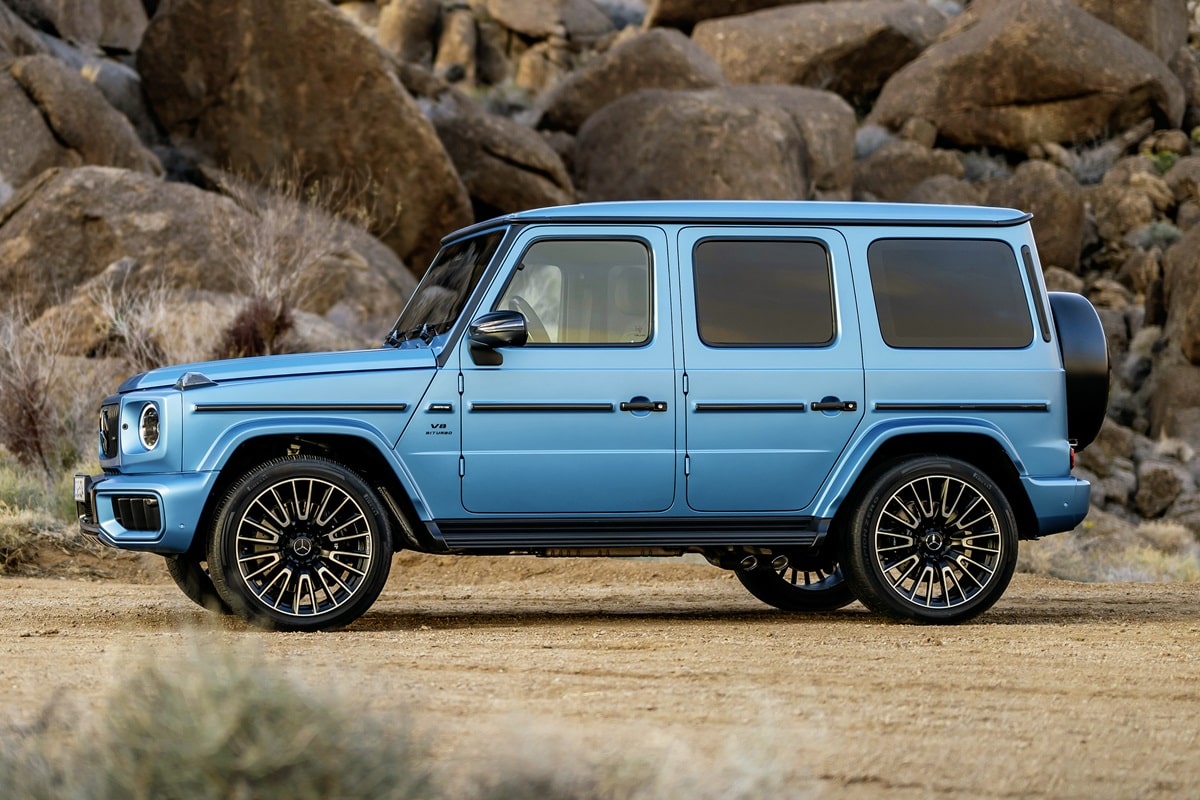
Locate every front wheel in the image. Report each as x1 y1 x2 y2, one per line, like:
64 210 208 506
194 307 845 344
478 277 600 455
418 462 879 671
841 456 1018 624
736 559 856 612
207 456 393 631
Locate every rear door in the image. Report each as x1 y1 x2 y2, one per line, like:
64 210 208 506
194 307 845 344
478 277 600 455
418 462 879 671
679 228 864 512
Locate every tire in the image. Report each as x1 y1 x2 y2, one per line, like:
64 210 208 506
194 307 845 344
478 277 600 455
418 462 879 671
736 559 856 612
207 456 393 631
842 456 1018 624
1048 292 1109 451
164 550 232 615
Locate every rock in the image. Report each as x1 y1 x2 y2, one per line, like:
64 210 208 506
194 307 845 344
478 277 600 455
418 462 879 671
8 55 160 175
377 0 440 67
741 85 855 199
537 27 725 134
0 1 48 56
3 0 148 51
1162 222 1200 362
336 2 382 37
854 138 964 202
1134 458 1186 517
1070 0 1188 64
1169 46 1200 130
482 0 614 41
692 0 946 107
1042 266 1085 293
434 5 478 83
0 66 71 196
1147 353 1200 447
645 0 799 31
137 0 472 271
0 167 414 351
903 174 983 205
869 0 1185 151
574 87 810 201
982 160 1084 272
432 92 575 217
1164 155 1200 205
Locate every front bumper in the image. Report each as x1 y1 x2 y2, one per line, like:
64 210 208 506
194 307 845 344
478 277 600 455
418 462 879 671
75 470 220 554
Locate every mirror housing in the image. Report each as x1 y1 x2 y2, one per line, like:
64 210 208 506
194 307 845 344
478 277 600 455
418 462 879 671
469 310 529 349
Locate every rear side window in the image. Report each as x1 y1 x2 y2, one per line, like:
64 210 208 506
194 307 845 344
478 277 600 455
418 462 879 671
867 238 1034 349
693 239 834 346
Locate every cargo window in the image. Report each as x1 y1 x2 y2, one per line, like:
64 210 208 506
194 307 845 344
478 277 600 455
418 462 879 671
693 239 834 346
868 238 1034 349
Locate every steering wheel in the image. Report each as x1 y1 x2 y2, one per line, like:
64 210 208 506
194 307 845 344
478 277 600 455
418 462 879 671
508 295 549 343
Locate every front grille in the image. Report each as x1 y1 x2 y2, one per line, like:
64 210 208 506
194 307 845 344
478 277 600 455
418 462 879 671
98 403 119 458
113 496 161 531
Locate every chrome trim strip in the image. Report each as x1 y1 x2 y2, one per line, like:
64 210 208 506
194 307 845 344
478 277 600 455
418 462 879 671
468 402 615 413
192 403 409 413
874 402 1049 412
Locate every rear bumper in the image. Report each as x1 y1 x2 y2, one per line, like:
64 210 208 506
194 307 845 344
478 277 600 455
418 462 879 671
1022 474 1092 536
75 470 219 554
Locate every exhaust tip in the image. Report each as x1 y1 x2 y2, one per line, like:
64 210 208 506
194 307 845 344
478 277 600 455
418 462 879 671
770 554 789 571
738 554 758 571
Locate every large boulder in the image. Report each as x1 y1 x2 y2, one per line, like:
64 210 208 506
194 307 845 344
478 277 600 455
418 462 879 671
853 138 964 202
0 167 413 348
8 55 160 175
1163 223 1200 365
137 0 472 271
480 0 614 41
432 94 575 217
869 0 1185 151
3 0 147 51
1070 0 1188 64
537 27 725 134
692 0 945 106
981 160 1085 273
645 0 802 30
377 0 440 68
0 2 48 56
574 84 853 201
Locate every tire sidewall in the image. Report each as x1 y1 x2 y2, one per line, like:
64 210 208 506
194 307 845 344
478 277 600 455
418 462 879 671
208 456 393 631
844 456 1018 624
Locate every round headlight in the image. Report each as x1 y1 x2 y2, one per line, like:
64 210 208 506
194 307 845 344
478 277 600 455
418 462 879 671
138 403 160 450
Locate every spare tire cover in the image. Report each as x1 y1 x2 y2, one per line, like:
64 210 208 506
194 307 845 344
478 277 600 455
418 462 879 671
1048 292 1109 451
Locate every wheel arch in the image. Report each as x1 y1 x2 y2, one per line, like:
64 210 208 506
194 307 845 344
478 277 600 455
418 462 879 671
825 430 1039 544
194 433 431 555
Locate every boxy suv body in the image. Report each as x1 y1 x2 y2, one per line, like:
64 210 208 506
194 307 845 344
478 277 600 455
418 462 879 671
76 201 1109 629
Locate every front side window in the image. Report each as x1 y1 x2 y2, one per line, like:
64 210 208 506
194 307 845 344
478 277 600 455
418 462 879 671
693 239 834 346
868 238 1034 349
496 239 651 345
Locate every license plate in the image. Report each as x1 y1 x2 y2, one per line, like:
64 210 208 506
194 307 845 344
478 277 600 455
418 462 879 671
74 475 87 503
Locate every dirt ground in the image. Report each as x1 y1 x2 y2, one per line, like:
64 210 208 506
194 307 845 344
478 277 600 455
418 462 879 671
3 550 1198 799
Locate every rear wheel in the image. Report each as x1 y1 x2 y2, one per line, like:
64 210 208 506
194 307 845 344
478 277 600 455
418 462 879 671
736 559 856 612
207 456 393 631
842 456 1018 624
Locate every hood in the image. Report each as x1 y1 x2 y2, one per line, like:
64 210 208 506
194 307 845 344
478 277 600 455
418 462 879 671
118 347 438 392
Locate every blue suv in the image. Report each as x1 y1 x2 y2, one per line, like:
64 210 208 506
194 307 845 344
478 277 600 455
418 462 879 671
76 201 1109 629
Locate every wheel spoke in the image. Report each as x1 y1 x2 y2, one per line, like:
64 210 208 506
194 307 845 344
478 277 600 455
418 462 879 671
233 474 376 619
872 472 1005 610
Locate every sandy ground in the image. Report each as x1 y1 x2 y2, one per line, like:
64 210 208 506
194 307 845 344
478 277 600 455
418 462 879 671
2 551 1199 799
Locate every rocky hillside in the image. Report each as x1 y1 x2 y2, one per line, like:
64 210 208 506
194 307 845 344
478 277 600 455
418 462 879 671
2 0 1200 538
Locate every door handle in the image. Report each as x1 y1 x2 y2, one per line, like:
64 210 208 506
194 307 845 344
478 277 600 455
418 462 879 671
811 399 858 412
620 400 668 412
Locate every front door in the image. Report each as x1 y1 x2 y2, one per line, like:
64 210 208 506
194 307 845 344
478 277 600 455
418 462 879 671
679 227 864 512
459 227 677 514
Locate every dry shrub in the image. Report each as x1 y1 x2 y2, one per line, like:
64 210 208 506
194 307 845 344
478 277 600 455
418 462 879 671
0 306 84 482
1 644 432 800
1019 509 1200 583
214 171 374 359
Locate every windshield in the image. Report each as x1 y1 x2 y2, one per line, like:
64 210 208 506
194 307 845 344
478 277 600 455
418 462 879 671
386 229 506 345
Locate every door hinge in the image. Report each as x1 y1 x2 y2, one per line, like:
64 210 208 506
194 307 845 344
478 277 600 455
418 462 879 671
458 456 465 478
684 454 690 476
682 373 689 395
457 373 465 394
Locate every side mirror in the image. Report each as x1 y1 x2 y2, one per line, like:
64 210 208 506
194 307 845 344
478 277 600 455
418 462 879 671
468 310 528 365
469 310 529 348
